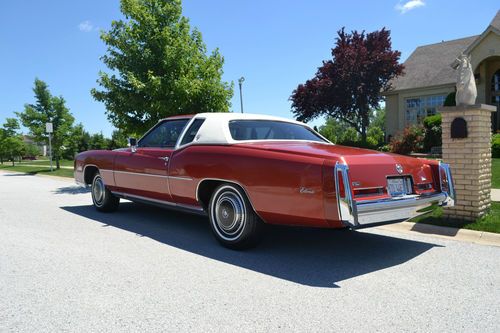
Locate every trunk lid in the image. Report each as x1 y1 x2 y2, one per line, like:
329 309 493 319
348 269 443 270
236 141 438 199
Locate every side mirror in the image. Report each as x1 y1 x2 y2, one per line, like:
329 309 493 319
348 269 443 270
128 137 137 152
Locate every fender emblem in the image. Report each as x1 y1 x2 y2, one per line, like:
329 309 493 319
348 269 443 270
299 187 315 194
395 164 404 174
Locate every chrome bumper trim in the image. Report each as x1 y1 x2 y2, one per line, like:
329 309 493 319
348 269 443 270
334 162 455 228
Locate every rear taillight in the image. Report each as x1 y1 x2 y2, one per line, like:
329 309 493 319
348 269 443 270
337 172 346 198
416 183 433 191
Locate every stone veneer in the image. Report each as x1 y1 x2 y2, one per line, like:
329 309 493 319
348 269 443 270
438 104 496 221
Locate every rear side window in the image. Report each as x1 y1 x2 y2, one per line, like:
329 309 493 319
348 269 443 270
180 118 205 146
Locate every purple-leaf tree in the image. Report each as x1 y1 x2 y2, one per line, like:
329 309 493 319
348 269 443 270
291 28 404 142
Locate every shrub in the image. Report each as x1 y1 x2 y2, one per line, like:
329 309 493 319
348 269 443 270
493 134 500 158
422 114 442 152
389 125 425 155
378 144 391 152
367 126 385 148
444 92 456 107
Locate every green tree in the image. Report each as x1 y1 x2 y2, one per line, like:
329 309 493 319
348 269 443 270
88 132 109 150
91 0 233 134
17 79 75 169
370 107 386 133
2 118 20 136
63 124 90 159
108 130 128 150
0 118 24 165
2 136 24 166
22 143 40 159
319 108 386 149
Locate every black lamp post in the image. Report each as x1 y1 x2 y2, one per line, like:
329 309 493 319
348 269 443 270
238 77 245 113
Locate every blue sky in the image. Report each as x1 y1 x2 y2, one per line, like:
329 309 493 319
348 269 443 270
1 0 499 136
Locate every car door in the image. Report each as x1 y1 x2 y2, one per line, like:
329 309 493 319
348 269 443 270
113 118 190 202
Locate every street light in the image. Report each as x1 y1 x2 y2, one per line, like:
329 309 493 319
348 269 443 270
238 77 245 113
45 122 53 172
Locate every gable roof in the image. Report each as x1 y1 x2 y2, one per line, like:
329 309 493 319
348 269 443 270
462 10 500 56
388 35 478 92
490 10 500 30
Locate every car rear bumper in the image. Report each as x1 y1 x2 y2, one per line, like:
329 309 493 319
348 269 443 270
334 162 455 228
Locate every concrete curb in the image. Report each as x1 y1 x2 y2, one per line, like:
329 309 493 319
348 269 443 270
377 221 500 247
492 188 500 202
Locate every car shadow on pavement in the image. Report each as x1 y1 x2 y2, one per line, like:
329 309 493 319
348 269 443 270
53 186 90 195
61 202 441 288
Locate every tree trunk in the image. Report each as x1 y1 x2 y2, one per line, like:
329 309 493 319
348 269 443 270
56 157 60 169
360 106 370 144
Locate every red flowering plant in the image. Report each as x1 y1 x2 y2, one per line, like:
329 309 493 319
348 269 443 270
389 125 425 155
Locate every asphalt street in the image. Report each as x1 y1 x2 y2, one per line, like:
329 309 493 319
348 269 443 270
1 172 499 332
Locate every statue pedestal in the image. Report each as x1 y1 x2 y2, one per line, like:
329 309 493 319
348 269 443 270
438 104 496 221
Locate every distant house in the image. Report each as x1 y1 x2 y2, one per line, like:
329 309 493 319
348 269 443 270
384 10 500 137
22 135 46 156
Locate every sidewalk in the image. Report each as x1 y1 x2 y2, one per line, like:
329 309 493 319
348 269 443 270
19 164 73 169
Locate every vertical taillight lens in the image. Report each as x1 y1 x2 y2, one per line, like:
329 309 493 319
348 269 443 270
337 169 346 198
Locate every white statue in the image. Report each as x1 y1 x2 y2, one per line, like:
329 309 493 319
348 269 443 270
455 54 477 105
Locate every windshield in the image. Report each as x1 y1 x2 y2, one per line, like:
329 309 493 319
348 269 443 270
228 120 327 142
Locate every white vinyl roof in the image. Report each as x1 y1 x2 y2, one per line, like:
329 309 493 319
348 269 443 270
175 112 328 147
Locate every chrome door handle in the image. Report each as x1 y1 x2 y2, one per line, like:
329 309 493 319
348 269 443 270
158 156 169 162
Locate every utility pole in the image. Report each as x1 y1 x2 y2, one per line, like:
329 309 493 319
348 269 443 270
46 122 53 172
238 77 245 113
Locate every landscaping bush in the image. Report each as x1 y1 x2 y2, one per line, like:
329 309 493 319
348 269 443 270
493 134 500 158
444 92 456 106
389 125 425 155
422 114 442 152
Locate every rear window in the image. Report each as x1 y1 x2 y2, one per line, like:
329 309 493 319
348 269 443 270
228 120 326 142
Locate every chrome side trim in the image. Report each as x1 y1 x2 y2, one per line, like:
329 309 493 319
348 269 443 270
112 170 193 180
334 161 455 228
168 175 194 181
111 191 206 215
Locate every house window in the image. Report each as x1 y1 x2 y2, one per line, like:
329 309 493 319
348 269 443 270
405 95 446 125
491 69 500 106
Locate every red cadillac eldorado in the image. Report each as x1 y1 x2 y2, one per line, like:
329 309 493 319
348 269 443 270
74 113 455 249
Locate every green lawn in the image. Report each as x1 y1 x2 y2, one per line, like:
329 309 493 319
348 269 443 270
410 202 500 234
493 158 500 189
0 164 74 178
18 158 74 167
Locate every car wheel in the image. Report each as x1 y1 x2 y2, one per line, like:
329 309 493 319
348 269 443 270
91 172 119 212
208 184 262 249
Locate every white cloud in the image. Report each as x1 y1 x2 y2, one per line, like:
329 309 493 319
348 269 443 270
395 0 425 14
78 20 94 32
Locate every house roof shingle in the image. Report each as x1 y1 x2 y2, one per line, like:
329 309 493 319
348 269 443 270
490 10 500 30
389 35 478 92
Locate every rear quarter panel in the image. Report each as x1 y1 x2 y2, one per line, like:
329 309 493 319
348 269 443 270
169 145 338 227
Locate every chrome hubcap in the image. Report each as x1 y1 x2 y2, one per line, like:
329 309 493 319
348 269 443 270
93 177 105 205
214 190 245 239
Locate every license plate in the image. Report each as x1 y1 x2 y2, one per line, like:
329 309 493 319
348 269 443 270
387 177 411 196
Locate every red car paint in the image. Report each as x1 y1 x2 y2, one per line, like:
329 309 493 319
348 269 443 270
75 115 440 228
